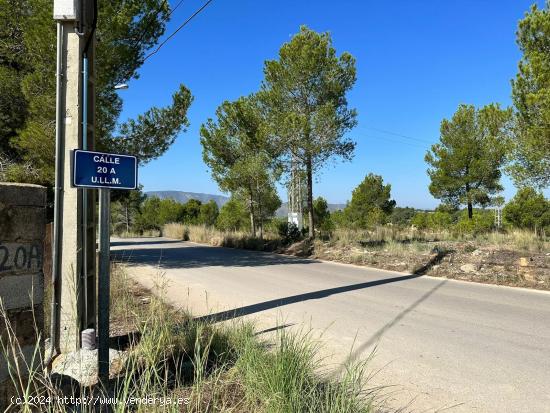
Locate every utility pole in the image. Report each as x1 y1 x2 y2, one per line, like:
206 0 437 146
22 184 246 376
81 0 98 337
288 157 304 231
493 196 505 231
53 0 96 353
494 207 502 229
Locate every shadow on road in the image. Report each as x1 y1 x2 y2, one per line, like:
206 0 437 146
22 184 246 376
111 239 182 247
112 243 318 269
194 273 424 324
113 238 451 274
336 279 448 374
254 323 296 336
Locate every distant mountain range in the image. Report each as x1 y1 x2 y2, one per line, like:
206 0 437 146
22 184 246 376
146 191 230 207
145 190 346 217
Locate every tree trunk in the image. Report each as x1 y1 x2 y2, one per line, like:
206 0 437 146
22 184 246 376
249 192 256 237
465 183 473 219
258 196 263 240
306 157 314 238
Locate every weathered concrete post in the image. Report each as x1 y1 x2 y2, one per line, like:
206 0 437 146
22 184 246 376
0 183 46 409
58 21 85 353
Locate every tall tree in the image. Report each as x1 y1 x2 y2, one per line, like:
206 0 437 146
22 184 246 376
1 0 192 185
104 85 192 165
425 104 512 219
313 197 330 227
111 186 146 234
260 26 357 238
135 196 162 232
201 95 281 237
344 173 396 228
503 187 550 232
122 189 146 232
234 176 281 238
510 2 550 189
0 0 28 160
216 197 248 232
182 199 202 224
199 200 219 226
313 196 334 233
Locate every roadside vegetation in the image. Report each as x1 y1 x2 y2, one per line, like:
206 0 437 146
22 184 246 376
162 219 549 290
3 1 549 265
3 265 377 412
110 3 548 292
115 169 549 290
0 0 193 188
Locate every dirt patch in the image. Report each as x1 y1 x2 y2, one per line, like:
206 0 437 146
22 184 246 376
109 274 153 339
312 241 550 290
278 239 313 257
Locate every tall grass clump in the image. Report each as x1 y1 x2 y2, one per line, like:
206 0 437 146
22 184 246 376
163 222 191 241
0 304 45 412
234 329 374 413
113 229 161 238
484 229 548 252
163 223 280 251
3 265 377 412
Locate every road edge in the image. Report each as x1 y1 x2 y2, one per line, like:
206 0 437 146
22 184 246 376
181 239 550 296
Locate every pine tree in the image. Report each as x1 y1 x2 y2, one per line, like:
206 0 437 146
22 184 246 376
201 95 281 237
425 104 512 219
199 200 219 226
510 2 550 189
503 187 550 232
1 0 192 185
259 26 357 238
344 173 396 228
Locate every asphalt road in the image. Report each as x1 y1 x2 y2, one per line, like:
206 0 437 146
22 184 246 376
112 237 550 413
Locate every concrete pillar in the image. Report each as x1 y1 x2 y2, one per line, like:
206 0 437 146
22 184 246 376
59 23 84 352
0 183 46 410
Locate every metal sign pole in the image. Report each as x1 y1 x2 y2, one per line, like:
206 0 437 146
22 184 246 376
98 187 110 385
71 149 137 386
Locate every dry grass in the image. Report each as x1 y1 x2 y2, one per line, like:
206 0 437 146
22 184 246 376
114 229 161 238
2 265 376 412
164 222 547 252
168 222 549 289
482 229 549 252
325 226 548 253
163 223 280 251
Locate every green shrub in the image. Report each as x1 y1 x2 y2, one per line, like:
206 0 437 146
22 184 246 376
430 211 454 229
390 206 417 225
454 209 494 234
277 221 303 244
411 212 429 229
343 173 396 228
216 198 249 231
503 187 550 232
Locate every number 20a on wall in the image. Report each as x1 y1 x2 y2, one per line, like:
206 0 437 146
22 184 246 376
72 150 138 190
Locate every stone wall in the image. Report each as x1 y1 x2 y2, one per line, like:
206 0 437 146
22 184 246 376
0 183 46 410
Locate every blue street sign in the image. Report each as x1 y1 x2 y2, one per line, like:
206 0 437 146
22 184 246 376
73 150 138 190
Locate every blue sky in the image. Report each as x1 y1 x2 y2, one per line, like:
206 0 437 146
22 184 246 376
119 0 545 209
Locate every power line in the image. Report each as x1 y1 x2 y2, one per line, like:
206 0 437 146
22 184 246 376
364 135 426 149
167 0 186 19
133 0 187 51
132 0 170 50
143 0 215 63
365 126 433 144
